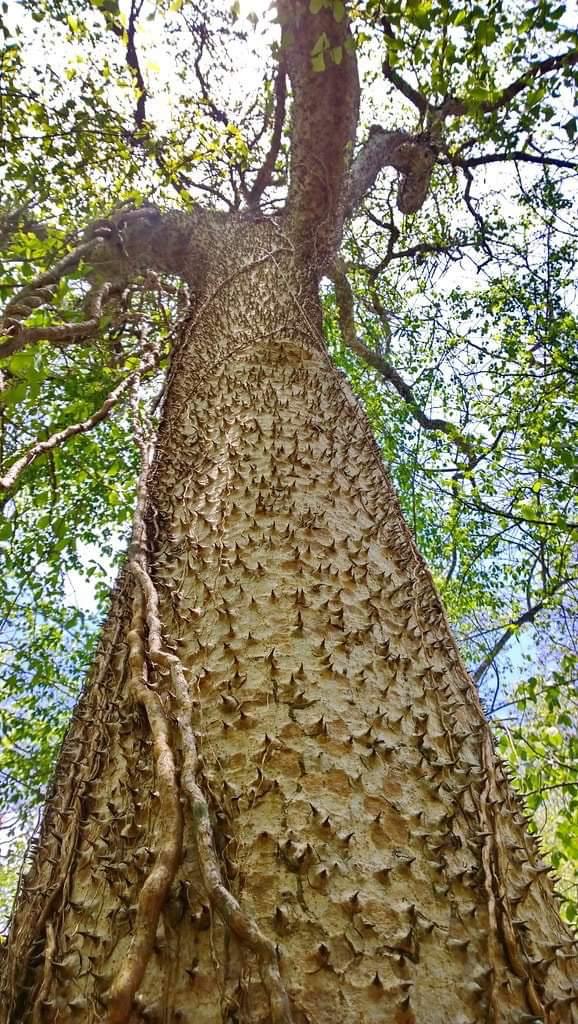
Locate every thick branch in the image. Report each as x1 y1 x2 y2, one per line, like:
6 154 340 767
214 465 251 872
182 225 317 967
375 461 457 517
442 48 578 117
373 45 578 218
278 0 359 267
0 201 48 249
0 238 106 354
382 59 429 116
345 126 438 216
0 281 120 358
331 262 476 460
1 206 219 358
246 60 287 210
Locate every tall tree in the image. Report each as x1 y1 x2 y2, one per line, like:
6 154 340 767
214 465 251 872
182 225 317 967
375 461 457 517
1 1 577 1021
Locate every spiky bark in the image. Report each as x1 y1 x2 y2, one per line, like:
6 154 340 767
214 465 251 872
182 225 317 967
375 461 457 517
2 216 577 1024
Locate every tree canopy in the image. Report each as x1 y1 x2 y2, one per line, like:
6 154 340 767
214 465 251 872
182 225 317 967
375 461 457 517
0 0 577 925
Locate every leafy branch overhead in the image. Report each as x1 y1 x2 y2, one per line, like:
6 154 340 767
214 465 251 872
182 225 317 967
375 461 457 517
0 0 577 926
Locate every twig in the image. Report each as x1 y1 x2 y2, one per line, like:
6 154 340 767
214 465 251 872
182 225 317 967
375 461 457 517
382 59 429 116
474 578 573 686
450 151 578 173
330 261 476 460
521 782 577 798
461 164 492 255
0 239 108 357
0 335 159 492
369 237 467 278
193 33 229 126
246 59 287 210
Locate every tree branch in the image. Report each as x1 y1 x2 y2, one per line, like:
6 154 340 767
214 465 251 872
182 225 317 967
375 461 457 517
1 206 221 359
330 261 476 460
460 163 492 255
278 0 359 267
126 0 147 130
382 59 429 116
450 151 578 172
0 334 159 492
473 580 574 685
0 200 49 249
351 46 578 216
192 24 229 126
246 59 287 210
345 126 438 216
368 237 468 278
0 239 109 356
0 282 120 358
442 47 578 117
106 0 147 130
473 603 545 686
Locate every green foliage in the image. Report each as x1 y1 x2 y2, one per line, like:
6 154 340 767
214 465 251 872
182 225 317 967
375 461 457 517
358 0 577 139
497 655 578 923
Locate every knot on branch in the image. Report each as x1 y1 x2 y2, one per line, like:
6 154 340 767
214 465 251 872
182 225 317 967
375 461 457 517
389 137 438 214
84 205 163 281
347 128 438 216
84 204 162 241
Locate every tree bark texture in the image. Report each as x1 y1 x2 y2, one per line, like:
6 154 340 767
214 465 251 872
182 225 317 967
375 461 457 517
2 218 577 1024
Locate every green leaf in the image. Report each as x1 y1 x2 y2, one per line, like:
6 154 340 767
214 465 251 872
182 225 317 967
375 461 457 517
333 0 345 22
7 351 35 376
1 381 28 407
0 521 12 541
311 32 330 55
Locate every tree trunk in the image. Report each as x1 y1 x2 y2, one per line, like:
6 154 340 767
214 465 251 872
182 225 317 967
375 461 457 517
2 219 576 1024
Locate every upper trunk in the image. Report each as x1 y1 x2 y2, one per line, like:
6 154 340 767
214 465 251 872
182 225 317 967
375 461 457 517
2 219 577 1024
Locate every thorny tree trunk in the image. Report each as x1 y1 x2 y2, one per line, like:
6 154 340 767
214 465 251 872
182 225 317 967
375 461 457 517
2 217 577 1024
